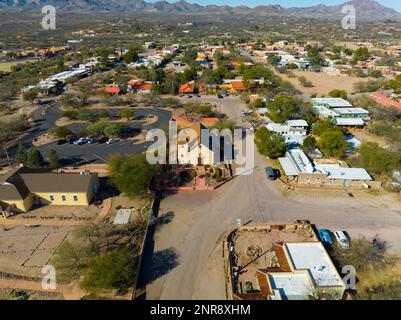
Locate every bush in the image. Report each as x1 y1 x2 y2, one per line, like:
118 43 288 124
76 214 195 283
254 127 286 159
298 76 313 87
54 126 72 139
213 167 222 179
108 154 159 198
352 142 401 177
328 89 347 100
81 248 135 294
317 130 349 158
62 110 78 120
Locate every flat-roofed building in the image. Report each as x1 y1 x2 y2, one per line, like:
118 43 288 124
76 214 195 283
278 148 372 188
225 223 345 300
311 97 353 109
255 242 345 300
332 107 370 120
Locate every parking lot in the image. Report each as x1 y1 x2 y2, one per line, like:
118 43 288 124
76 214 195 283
36 107 171 165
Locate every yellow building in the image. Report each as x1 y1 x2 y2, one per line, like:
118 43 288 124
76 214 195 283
0 167 99 213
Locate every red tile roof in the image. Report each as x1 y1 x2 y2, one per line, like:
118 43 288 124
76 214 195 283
128 79 142 87
139 83 153 91
231 81 245 90
104 86 120 94
371 92 401 111
179 83 195 94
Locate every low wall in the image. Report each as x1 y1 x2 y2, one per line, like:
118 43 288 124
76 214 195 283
156 177 233 191
131 196 157 300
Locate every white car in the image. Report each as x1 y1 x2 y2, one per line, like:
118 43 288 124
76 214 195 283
334 231 350 249
106 138 118 144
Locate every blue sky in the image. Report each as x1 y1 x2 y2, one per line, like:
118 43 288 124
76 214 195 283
166 0 401 12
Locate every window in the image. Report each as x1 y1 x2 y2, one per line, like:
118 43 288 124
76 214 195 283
49 195 55 202
61 195 66 202
73 195 78 202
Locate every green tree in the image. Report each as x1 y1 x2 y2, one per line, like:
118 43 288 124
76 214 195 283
104 123 128 138
332 237 387 272
54 126 72 139
26 148 44 168
81 248 135 294
15 142 27 165
301 136 317 154
76 81 93 104
307 46 322 66
353 142 400 176
123 48 139 64
317 131 349 158
312 119 339 136
108 154 159 197
266 95 297 123
118 108 135 120
354 47 370 61
52 241 86 282
48 149 60 169
254 127 286 159
23 88 39 105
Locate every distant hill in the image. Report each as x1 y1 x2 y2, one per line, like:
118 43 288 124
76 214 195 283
1 0 400 21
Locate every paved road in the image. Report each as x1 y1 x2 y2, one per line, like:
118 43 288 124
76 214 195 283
142 151 401 300
141 92 401 299
36 107 171 165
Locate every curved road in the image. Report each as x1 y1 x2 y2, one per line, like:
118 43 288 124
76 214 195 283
35 107 171 165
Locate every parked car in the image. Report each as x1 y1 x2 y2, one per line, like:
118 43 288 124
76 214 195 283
66 135 77 144
265 167 276 181
334 231 351 249
57 139 67 145
87 138 97 144
217 94 223 99
98 136 109 144
250 120 258 127
241 109 252 116
106 138 118 144
318 229 334 247
73 137 89 145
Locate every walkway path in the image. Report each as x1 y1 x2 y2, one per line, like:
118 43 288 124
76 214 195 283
0 278 84 300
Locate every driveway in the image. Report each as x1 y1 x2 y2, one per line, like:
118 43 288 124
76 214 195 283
141 151 401 300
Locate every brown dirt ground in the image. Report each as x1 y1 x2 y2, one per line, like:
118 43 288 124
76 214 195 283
280 70 375 95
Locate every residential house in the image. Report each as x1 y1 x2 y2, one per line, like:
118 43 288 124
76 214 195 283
255 242 345 300
227 223 345 301
278 148 372 188
179 83 195 94
137 83 153 93
267 119 309 144
311 97 370 127
0 167 99 213
104 86 120 95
